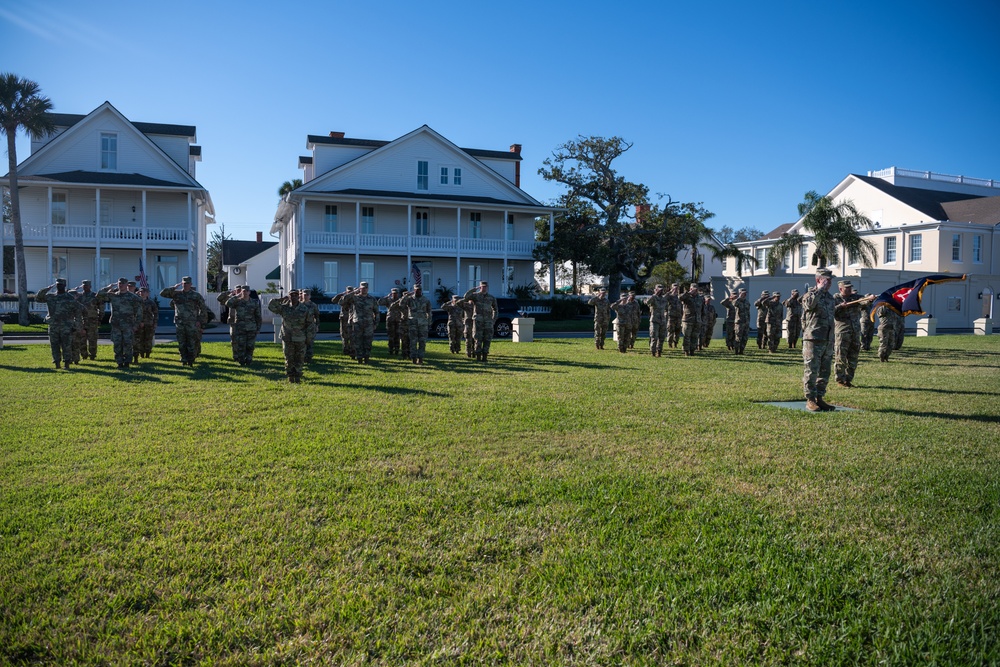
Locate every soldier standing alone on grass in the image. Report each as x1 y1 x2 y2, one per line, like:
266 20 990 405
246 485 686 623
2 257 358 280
35 279 80 370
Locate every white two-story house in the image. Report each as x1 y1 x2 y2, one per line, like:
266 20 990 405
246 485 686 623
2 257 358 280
271 125 559 300
2 101 214 302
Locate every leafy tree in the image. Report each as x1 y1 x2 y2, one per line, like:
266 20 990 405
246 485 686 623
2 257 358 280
710 242 759 277
533 196 607 295
1 73 54 324
644 261 687 289
766 191 877 275
206 223 232 291
715 225 765 244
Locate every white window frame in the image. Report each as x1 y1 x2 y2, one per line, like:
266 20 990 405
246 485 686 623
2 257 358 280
52 253 67 281
324 205 338 233
361 261 375 289
51 191 67 225
952 234 962 262
440 167 449 185
468 264 481 285
798 245 808 268
323 261 338 294
414 209 429 236
783 251 791 270
361 206 375 235
506 214 515 241
99 257 112 286
469 212 481 239
100 132 118 170
884 237 897 264
416 161 428 191
755 248 765 272
453 167 462 186
909 234 922 263
973 235 983 264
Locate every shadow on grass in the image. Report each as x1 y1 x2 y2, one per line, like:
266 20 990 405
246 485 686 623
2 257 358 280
863 384 1000 398
872 407 1000 424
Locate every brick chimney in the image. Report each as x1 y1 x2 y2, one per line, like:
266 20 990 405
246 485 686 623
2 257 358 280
256 231 263 243
329 131 345 139
510 144 522 188
635 204 649 223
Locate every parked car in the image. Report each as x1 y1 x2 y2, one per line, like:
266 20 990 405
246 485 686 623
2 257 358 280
430 297 523 338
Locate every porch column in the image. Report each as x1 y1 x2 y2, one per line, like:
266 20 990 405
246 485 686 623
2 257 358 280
46 187 53 283
187 192 194 281
406 205 412 288
140 191 147 283
502 209 509 296
548 212 555 296
94 189 102 284
297 198 306 290
455 207 462 293
355 201 361 284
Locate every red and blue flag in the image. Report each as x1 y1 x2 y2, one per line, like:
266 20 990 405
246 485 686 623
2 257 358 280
870 273 966 319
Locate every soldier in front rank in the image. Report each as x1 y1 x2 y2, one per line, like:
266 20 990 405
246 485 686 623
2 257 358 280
35 279 81 370
720 291 737 351
331 286 355 358
299 289 321 363
754 290 770 349
859 298 875 351
679 283 702 356
379 288 404 355
610 292 638 354
700 293 718 349
461 296 475 357
220 285 262 366
665 283 682 349
160 276 207 366
69 290 86 364
833 280 875 387
463 280 498 362
644 284 668 356
587 288 611 350
268 290 311 382
440 294 465 354
893 309 905 351
783 289 803 349
399 284 432 363
801 267 837 411
342 282 380 364
135 287 159 360
76 279 105 360
627 292 640 349
732 288 751 354
99 277 144 369
874 302 901 362
766 291 783 353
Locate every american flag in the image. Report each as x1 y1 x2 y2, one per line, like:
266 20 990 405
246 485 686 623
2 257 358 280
411 263 422 286
138 258 150 291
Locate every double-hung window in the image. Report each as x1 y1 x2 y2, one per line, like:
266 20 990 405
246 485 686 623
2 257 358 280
952 234 962 262
324 205 338 233
417 161 428 190
885 237 897 263
909 234 922 263
973 235 983 263
361 206 375 235
469 212 481 239
100 133 117 170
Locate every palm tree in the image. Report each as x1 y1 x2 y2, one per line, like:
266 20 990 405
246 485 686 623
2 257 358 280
711 242 759 278
0 73 54 325
766 191 878 276
278 179 302 198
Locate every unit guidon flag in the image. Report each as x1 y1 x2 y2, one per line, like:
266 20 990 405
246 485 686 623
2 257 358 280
870 274 967 319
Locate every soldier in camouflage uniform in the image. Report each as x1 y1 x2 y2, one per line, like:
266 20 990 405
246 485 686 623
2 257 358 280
874 303 901 362
461 297 475 357
700 293 718 350
783 289 803 349
76 279 105 360
679 283 702 356
268 290 311 382
160 276 207 366
331 286 356 358
70 290 86 364
135 287 159 360
399 284 433 363
766 291 783 353
440 294 465 354
35 279 81 369
587 288 611 350
665 284 682 348
379 288 404 355
859 299 875 351
299 289 321 363
342 282 380 363
732 288 751 354
100 277 144 369
754 290 770 349
463 280 498 362
833 280 875 387
720 292 737 351
644 285 668 356
801 268 837 411
893 310 905 351
219 286 260 366
610 292 638 354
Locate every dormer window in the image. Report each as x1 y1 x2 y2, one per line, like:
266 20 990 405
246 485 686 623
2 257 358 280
101 132 118 170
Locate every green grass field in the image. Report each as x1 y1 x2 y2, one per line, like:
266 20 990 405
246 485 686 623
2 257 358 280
1 336 998 665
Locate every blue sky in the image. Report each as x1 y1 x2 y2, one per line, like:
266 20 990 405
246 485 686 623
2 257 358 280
3 0 999 242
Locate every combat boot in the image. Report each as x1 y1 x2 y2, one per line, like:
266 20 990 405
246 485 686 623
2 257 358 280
816 397 837 412
54 360 61 369
806 398 821 412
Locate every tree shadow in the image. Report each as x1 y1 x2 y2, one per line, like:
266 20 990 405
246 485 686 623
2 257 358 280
871 407 1000 424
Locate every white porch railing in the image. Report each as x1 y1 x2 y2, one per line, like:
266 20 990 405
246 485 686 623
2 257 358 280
1 223 188 243
299 231 545 259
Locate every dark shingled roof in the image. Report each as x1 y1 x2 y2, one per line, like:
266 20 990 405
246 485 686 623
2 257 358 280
32 171 191 188
940 196 1000 225
46 112 196 137
761 223 794 239
852 174 984 221
307 188 544 209
307 134 522 161
222 239 278 266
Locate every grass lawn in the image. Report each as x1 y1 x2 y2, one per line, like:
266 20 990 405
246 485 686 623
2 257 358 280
1 336 998 665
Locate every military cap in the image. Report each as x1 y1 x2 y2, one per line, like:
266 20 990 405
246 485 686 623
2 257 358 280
738 287 747 293
117 276 129 283
127 281 136 287
359 281 369 288
773 291 781 296
181 276 192 284
761 290 770 297
816 268 833 278
791 289 799 295
838 280 853 289
655 284 664 290
479 280 489 286
391 287 400 293
55 278 67 286
81 279 91 286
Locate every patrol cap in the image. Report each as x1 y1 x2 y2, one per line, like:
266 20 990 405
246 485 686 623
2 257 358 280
671 283 678 288
738 287 747 293
127 281 136 288
81 279 91 286
181 276 192 284
55 278 67 286
655 284 664 290
773 291 781 296
761 290 770 297
391 287 400 293
117 277 129 284
479 280 488 286
838 280 853 289
359 281 369 288
791 289 799 295
816 268 833 278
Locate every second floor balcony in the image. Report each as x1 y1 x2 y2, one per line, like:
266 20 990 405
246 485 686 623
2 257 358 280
302 231 543 259
2 222 189 248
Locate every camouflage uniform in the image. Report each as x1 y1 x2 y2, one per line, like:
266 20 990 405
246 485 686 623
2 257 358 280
801 271 836 408
833 284 866 386
440 297 465 354
644 290 668 356
77 283 106 359
159 280 207 366
679 287 702 356
268 296 311 382
701 296 718 349
720 296 737 351
463 285 498 361
136 292 159 359
100 282 144 368
332 288 355 358
300 294 321 363
665 285 682 348
859 300 875 351
461 299 475 357
732 291 751 354
875 304 899 362
610 296 639 354
754 291 770 349
222 292 261 365
766 294 783 353
343 286 380 363
399 289 432 362
893 311 905 350
379 290 404 355
70 293 86 363
35 282 80 368
783 292 803 349
587 292 611 349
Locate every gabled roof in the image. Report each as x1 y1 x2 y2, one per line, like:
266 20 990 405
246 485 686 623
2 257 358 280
26 170 192 188
851 174 982 221
307 132 522 161
761 223 794 240
46 112 196 138
302 188 549 210
222 239 278 266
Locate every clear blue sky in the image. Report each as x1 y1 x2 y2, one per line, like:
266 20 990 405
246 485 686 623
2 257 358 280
3 0 999 241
